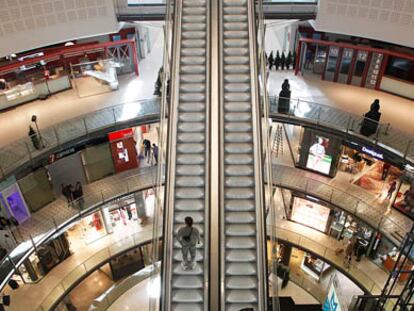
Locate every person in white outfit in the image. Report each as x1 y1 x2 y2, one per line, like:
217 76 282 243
177 216 200 270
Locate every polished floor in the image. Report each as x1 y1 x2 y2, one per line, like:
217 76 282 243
0 26 164 147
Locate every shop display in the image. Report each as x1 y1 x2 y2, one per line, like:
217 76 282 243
109 247 145 281
70 59 119 98
290 197 331 232
301 253 330 280
80 212 106 244
394 181 414 219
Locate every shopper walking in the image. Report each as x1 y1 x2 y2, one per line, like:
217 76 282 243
152 143 159 165
28 126 41 150
386 181 397 200
177 216 200 270
143 139 151 163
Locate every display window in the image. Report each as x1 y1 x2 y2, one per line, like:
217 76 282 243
338 146 401 199
301 252 331 281
290 197 331 232
80 212 106 244
393 179 414 219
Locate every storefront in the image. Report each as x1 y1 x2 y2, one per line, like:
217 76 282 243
339 142 403 201
393 165 414 219
285 193 375 262
79 212 107 244
0 39 139 110
295 38 414 99
289 196 332 233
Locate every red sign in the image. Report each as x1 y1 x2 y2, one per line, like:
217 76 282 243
108 128 134 142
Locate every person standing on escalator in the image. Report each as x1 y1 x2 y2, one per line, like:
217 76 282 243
177 216 200 270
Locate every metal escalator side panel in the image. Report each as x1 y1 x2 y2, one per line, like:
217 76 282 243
162 0 210 310
219 0 267 310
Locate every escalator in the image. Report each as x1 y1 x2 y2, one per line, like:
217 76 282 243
162 0 210 310
219 0 267 310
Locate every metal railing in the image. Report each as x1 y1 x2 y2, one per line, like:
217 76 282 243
0 166 162 294
270 225 384 295
272 164 411 246
269 96 414 164
35 227 159 311
0 98 160 180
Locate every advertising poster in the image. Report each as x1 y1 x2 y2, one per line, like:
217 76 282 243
323 282 342 311
0 183 31 224
291 197 330 232
323 275 346 311
306 135 333 175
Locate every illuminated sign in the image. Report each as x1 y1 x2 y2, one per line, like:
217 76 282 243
361 146 384 160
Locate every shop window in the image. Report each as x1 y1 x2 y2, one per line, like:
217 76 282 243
385 56 414 83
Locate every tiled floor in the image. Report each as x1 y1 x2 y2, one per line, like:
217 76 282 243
69 268 114 311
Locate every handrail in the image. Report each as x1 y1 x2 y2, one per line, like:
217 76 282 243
269 95 414 165
0 166 162 294
271 164 412 246
1 93 412 184
1 169 402 311
270 225 384 296
35 227 159 311
90 262 161 311
149 0 173 309
257 0 279 310
0 97 161 180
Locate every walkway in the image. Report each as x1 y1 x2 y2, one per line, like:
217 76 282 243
269 71 414 163
16 166 158 240
272 163 413 245
0 25 164 147
6 224 155 311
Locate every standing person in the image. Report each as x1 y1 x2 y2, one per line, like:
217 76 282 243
177 216 200 270
126 206 133 220
143 139 152 163
73 182 84 209
61 184 72 204
28 126 40 150
152 143 159 165
344 239 353 268
382 162 391 180
386 181 397 200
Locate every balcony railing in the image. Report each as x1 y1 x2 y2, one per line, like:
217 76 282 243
269 96 414 165
0 98 160 180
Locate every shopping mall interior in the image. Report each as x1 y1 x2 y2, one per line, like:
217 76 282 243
0 0 413 311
